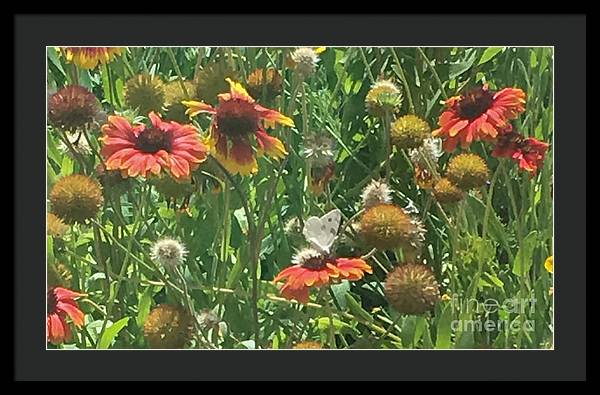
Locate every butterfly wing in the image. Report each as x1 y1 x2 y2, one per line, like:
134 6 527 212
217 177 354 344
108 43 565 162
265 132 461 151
302 209 342 254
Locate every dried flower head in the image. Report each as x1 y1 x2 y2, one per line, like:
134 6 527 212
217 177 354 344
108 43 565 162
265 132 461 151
124 73 166 115
365 79 403 117
194 62 239 105
48 85 99 131
384 263 440 315
143 304 192 349
409 137 443 168
390 115 431 150
433 178 464 204
301 134 336 168
50 174 104 224
47 213 69 238
446 153 489 190
359 203 426 253
290 47 321 76
163 80 197 123
361 179 393 209
246 68 283 101
150 238 188 269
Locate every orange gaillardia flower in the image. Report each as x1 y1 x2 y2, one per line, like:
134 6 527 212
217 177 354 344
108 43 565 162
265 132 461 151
100 112 208 179
433 84 526 152
273 248 372 304
492 131 549 176
63 47 124 69
183 78 294 176
47 287 85 345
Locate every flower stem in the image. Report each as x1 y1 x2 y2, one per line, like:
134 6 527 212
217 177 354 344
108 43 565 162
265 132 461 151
358 47 375 83
416 47 448 100
390 48 415 113
95 186 148 348
166 47 190 97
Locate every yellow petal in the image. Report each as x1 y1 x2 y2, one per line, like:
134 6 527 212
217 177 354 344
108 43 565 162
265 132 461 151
314 47 327 54
225 78 253 101
544 256 553 274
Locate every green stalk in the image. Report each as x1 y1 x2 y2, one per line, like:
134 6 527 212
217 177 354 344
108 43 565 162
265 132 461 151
95 186 148 348
166 47 190 97
416 47 448 100
358 47 375 83
390 48 415 113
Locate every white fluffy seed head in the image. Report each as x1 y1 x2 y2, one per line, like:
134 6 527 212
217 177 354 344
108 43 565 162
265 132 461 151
291 48 319 76
301 134 336 167
361 180 393 209
409 137 443 168
150 238 188 269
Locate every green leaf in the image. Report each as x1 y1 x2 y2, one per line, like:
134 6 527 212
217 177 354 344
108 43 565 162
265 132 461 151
226 245 247 289
512 231 538 276
98 317 130 349
60 155 73 177
435 303 453 349
136 288 153 327
449 50 478 79
316 317 350 331
47 47 65 75
47 236 54 266
478 47 504 65
401 316 417 347
331 281 350 310
345 293 373 323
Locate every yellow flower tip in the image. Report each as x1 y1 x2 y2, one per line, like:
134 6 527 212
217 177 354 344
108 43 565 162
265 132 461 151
278 114 295 128
314 47 327 54
441 293 452 302
544 256 554 274
225 77 251 99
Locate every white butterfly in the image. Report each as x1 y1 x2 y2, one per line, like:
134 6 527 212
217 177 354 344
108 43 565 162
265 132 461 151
302 209 342 255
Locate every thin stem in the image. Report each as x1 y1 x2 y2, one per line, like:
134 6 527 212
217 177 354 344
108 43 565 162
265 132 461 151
166 47 190 97
358 47 376 83
416 47 448 100
390 48 415 113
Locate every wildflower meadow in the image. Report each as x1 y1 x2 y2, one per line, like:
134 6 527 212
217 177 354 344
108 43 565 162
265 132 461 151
46 47 554 349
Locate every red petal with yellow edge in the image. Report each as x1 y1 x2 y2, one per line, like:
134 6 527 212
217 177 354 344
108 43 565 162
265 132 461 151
255 130 288 159
255 104 295 127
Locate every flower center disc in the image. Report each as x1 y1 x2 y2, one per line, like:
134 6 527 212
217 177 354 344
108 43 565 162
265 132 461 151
456 87 494 120
301 255 334 270
136 127 172 153
216 99 259 138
